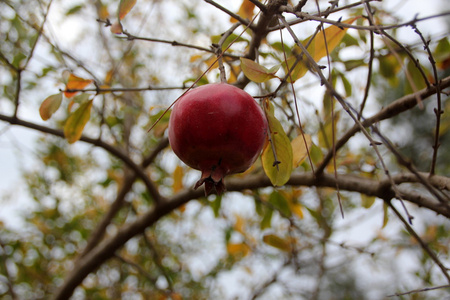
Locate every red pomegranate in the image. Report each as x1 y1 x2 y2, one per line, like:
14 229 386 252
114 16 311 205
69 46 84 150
168 83 267 195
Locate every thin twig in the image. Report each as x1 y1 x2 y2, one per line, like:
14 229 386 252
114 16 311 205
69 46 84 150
387 284 450 297
412 25 443 175
387 201 450 283
204 0 252 26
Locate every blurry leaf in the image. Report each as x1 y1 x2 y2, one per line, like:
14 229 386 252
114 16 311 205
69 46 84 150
341 33 359 47
291 134 312 167
110 21 123 34
343 59 366 71
282 54 309 82
12 52 27 69
289 202 303 219
149 108 171 137
262 234 291 252
66 4 83 15
98 1 109 19
172 165 184 193
228 64 241 84
378 54 401 85
210 195 222 218
269 190 291 217
260 207 273 229
361 194 376 209
39 93 63 121
240 58 279 83
118 0 136 20
434 37 450 70
308 143 323 165
64 74 93 98
211 34 248 50
64 99 93 143
382 202 389 228
71 93 91 104
234 214 245 235
231 0 255 23
340 73 352 97
318 112 340 149
261 99 293 186
227 242 250 257
405 59 428 94
308 17 358 61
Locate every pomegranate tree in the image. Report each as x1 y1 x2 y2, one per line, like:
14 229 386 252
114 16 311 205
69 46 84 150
168 83 267 195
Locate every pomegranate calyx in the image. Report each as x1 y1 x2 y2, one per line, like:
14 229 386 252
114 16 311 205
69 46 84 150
194 164 227 196
194 177 226 196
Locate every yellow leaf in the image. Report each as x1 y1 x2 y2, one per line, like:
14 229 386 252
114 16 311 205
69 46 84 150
240 58 279 83
64 74 93 98
231 0 255 23
309 17 358 61
291 133 312 167
64 99 93 143
227 243 250 257
172 165 184 193
262 234 292 252
234 214 245 235
361 194 376 209
190 54 203 63
118 0 136 20
261 99 293 186
289 202 304 219
39 93 63 121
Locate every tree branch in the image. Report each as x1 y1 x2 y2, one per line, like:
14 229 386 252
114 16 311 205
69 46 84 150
0 114 164 205
316 75 450 175
51 170 450 299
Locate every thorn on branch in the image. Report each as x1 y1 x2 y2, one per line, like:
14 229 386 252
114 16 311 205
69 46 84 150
96 18 112 27
370 141 382 146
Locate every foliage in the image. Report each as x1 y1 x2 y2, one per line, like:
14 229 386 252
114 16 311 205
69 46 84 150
0 0 449 299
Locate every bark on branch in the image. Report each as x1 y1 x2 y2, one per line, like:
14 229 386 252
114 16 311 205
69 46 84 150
52 171 450 299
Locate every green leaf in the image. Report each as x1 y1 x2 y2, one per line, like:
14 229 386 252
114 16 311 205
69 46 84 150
240 58 279 83
262 234 291 252
118 0 137 20
260 207 273 230
382 202 389 228
340 73 352 97
405 59 428 94
261 100 293 187
434 37 450 62
308 143 323 166
66 4 83 15
12 52 27 69
361 194 376 209
210 195 222 218
211 33 248 50
269 190 291 217
64 99 93 143
343 59 366 71
39 93 63 121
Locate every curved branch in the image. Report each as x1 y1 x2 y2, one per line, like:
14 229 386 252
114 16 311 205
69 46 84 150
51 170 450 299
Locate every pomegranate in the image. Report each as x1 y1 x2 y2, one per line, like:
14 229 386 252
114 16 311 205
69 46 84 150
168 83 267 195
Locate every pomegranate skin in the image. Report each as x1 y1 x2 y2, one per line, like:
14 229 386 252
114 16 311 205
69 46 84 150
168 83 267 195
